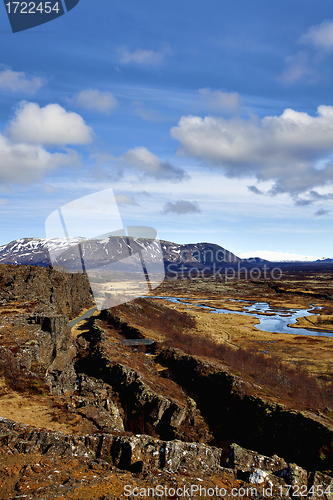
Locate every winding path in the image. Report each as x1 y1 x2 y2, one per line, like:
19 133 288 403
68 307 97 328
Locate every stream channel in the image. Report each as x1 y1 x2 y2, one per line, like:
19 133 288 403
153 297 333 338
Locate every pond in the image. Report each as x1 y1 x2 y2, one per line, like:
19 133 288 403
152 297 333 338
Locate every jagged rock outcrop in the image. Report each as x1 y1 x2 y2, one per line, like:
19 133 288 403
155 347 333 471
68 374 124 432
0 417 220 472
0 417 95 459
72 317 213 443
0 264 93 319
230 442 288 472
108 363 212 441
310 471 333 500
0 416 332 499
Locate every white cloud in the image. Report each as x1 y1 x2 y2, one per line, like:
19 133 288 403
117 44 170 65
70 89 118 114
198 88 241 112
162 200 201 215
171 106 333 194
121 146 188 182
8 102 93 146
0 133 78 184
281 20 333 84
300 19 333 51
280 51 315 84
239 250 317 262
133 101 162 122
115 193 138 205
0 68 45 94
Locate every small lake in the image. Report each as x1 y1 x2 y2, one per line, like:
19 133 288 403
152 297 333 338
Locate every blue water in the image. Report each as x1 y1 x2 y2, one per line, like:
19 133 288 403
152 297 332 338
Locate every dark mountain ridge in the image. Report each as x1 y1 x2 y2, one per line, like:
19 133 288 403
0 237 242 272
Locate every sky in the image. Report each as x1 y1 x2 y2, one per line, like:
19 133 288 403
0 0 333 261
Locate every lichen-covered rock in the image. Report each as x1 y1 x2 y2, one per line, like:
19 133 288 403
245 469 290 497
110 435 161 471
276 463 308 487
104 434 224 474
229 443 287 473
1 416 333 500
68 375 124 432
309 471 333 500
109 363 211 442
0 417 94 459
163 439 222 472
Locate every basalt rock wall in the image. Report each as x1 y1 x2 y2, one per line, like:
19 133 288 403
0 264 93 319
155 347 333 471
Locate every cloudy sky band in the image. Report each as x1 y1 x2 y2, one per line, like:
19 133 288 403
0 1 332 261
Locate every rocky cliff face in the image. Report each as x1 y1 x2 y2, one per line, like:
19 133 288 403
155 347 333 471
0 264 94 319
73 318 212 443
0 416 332 499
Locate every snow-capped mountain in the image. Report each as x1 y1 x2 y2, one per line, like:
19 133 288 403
0 237 241 272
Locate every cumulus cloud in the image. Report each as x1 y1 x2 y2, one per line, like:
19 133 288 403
314 208 330 216
0 67 45 94
300 20 333 52
115 194 138 205
121 146 188 182
117 44 170 65
0 133 78 184
171 106 333 195
161 200 201 215
8 102 93 146
70 89 118 114
199 88 241 112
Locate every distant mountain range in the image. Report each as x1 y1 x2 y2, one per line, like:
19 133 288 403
0 237 242 273
0 238 330 273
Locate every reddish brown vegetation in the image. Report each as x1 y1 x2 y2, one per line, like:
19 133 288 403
102 298 196 337
103 298 333 411
163 327 333 410
0 348 48 395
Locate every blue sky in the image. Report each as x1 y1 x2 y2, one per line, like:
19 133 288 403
0 0 333 260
